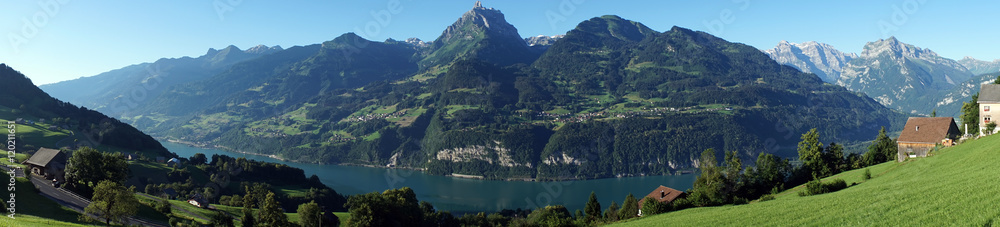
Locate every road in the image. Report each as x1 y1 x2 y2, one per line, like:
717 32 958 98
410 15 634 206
29 175 168 227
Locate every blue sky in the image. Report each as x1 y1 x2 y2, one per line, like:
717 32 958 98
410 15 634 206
3 0 999 85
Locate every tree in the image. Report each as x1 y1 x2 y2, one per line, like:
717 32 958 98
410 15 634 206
190 153 207 165
640 197 668 216
298 200 321 227
211 210 235 227
618 193 638 220
83 180 138 225
797 128 828 177
960 92 980 136
723 150 743 199
688 149 725 206
985 122 998 135
824 142 845 174
995 75 1000 84
603 201 619 222
241 193 256 227
346 187 423 227
930 109 936 117
866 127 898 165
744 153 790 199
65 147 131 187
257 191 290 227
584 191 601 222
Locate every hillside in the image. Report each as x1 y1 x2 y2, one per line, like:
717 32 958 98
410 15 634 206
617 134 1000 226
31 4 905 181
40 45 282 117
0 64 170 157
160 14 905 180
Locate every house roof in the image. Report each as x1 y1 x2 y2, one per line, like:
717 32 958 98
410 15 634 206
979 84 1000 103
638 185 685 208
24 148 63 167
897 117 960 144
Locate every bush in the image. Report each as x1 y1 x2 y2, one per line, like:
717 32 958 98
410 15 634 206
862 168 871 181
799 178 848 196
757 194 775 202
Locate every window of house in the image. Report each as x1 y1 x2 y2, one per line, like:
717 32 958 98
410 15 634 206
987 115 992 123
987 106 991 112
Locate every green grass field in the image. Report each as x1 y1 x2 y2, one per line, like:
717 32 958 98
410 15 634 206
1 178 101 226
615 135 1000 226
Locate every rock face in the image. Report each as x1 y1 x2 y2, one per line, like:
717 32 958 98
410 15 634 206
763 40 856 83
244 45 284 55
958 56 1000 75
837 37 973 114
525 35 565 47
420 1 537 67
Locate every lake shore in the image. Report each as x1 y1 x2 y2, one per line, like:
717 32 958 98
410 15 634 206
160 138 696 182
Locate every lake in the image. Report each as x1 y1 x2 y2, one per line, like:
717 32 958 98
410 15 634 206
162 141 697 213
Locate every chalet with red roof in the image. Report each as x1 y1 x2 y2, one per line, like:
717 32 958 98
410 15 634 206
637 185 686 216
896 117 960 162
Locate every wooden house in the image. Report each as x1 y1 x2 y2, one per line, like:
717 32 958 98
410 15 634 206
896 117 960 162
637 185 686 216
23 147 67 182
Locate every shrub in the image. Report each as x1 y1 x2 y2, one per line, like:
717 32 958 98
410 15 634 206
799 178 848 196
862 168 871 181
758 194 775 202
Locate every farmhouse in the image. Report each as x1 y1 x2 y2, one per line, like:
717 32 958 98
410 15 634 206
896 117 960 162
637 185 686 216
22 147 67 182
978 84 1000 135
188 193 210 208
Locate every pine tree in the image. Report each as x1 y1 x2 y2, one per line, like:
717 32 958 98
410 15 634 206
257 192 290 227
618 193 638 220
867 127 898 164
241 193 256 227
603 201 619 222
960 93 980 136
584 191 601 222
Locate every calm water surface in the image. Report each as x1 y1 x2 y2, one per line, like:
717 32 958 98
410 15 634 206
162 141 696 213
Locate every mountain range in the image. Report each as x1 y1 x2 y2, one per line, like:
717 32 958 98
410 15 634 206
39 3 904 180
764 38 998 117
0 64 170 158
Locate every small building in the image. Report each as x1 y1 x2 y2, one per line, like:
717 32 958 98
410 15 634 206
978 84 1000 135
156 156 166 163
22 148 67 182
167 158 180 167
637 185 686 216
14 118 24 124
896 117 961 162
188 194 209 208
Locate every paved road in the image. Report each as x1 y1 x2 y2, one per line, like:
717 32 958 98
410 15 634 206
29 175 168 227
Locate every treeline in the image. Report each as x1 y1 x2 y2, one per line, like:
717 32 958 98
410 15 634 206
144 153 348 213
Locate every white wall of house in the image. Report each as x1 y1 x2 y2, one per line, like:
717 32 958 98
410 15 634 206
980 103 1000 134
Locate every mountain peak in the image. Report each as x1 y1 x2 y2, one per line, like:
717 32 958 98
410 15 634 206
763 40 857 83
421 2 535 67
569 15 655 43
245 44 283 55
861 37 937 59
